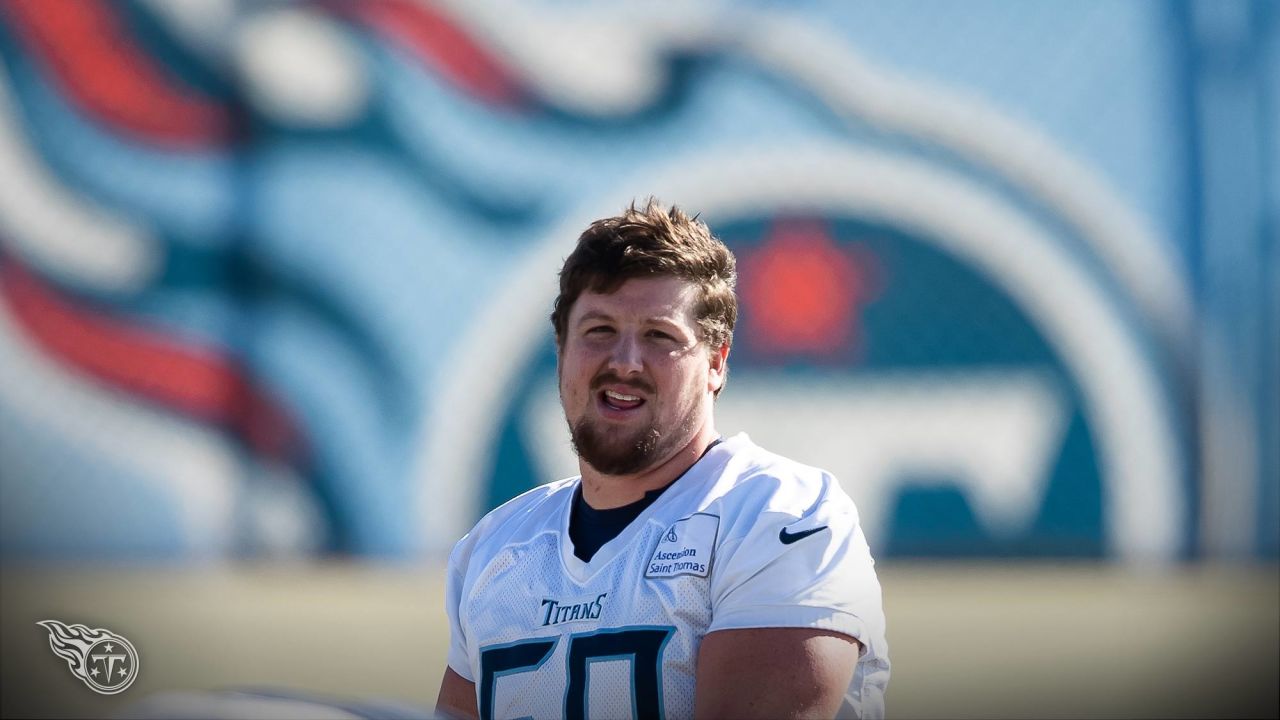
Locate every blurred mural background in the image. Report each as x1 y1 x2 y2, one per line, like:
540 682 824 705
0 0 1276 718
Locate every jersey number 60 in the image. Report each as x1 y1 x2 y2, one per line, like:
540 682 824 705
479 626 675 720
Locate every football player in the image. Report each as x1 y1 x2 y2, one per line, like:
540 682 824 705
437 200 889 719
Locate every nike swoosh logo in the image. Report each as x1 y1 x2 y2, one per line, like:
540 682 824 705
779 525 828 544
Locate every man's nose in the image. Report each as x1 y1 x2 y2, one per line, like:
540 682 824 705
607 335 643 375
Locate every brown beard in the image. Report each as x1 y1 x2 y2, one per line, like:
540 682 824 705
568 396 701 477
569 417 662 476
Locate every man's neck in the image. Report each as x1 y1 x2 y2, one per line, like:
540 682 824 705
579 424 719 509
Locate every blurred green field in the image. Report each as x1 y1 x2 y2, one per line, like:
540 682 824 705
2 562 1276 719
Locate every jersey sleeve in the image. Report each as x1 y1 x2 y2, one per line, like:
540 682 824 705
707 487 887 659
444 534 475 682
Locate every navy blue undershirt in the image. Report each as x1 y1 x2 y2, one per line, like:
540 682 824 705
569 439 722 562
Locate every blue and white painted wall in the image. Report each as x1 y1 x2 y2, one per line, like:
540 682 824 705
0 0 1273 562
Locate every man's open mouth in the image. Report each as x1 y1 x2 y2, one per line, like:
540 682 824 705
600 389 646 411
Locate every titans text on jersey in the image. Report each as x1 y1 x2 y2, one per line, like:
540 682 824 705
445 434 890 719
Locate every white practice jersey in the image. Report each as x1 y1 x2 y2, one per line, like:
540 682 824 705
445 433 889 720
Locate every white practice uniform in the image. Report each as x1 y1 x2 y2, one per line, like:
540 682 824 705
445 433 890 719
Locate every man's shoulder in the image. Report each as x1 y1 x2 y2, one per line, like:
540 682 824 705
478 475 578 532
449 476 578 562
712 434 854 518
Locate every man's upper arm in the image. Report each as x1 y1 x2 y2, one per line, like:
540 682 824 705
700 480 886 718
436 667 478 720
694 627 861 719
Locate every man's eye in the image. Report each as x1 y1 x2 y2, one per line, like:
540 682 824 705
647 330 675 341
586 326 613 335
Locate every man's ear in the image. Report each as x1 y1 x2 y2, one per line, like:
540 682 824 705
708 343 730 393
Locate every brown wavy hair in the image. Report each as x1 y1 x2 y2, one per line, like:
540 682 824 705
551 198 738 357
